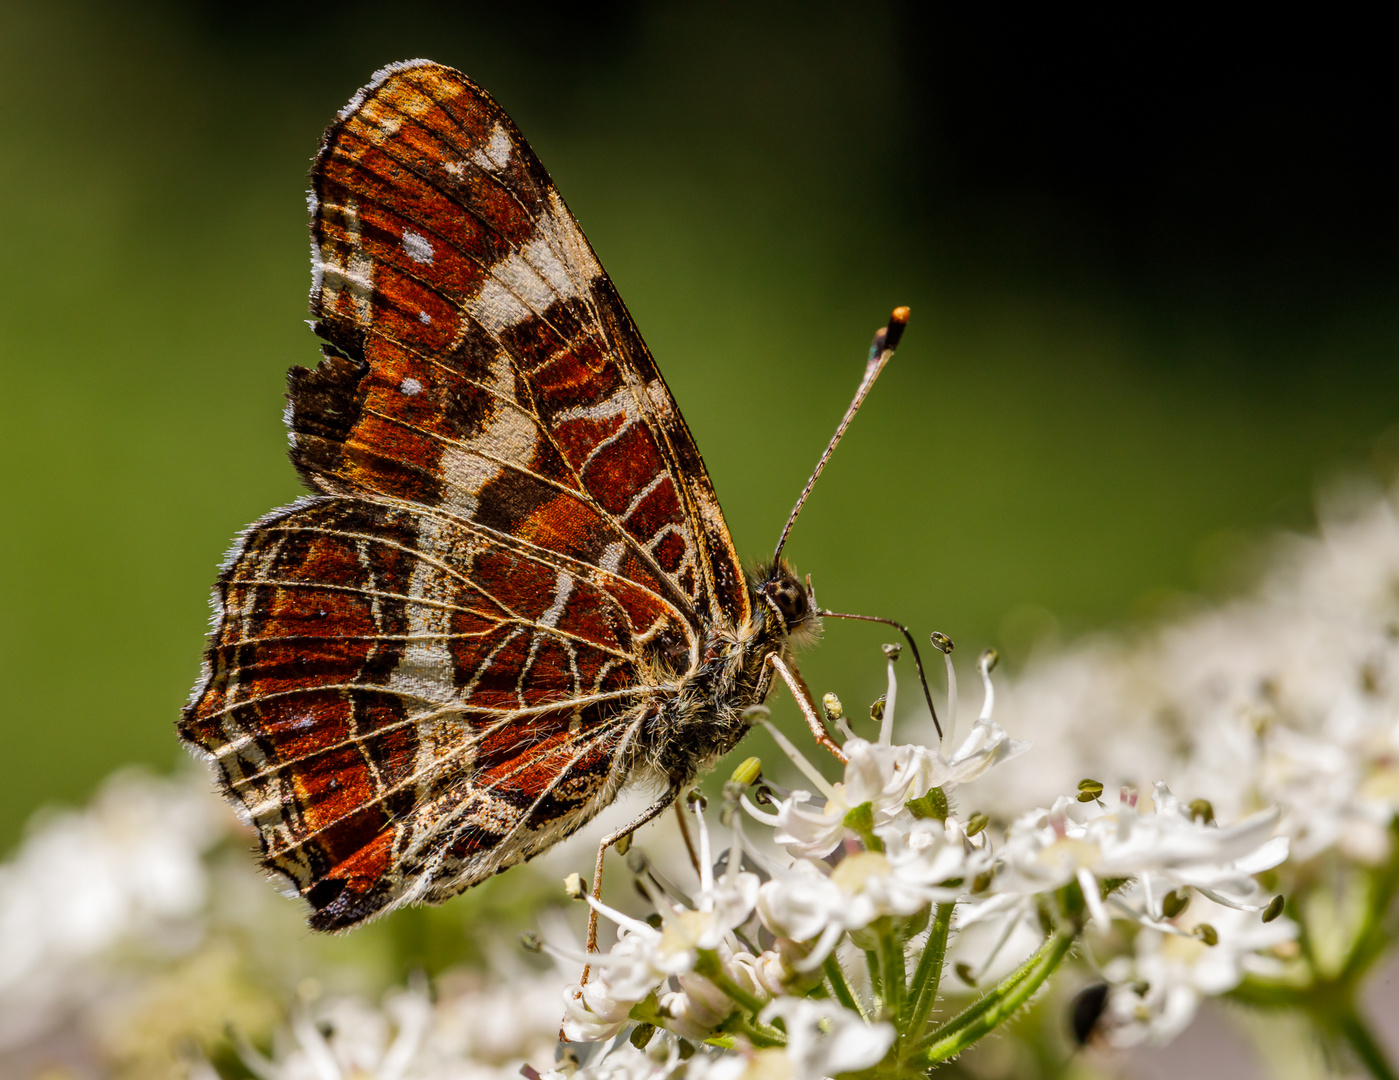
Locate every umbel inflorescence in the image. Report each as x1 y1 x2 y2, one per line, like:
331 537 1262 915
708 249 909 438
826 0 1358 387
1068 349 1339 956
537 645 1291 1079
5 483 1399 1079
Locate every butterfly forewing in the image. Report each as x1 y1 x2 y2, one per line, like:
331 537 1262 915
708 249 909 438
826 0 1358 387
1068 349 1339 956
181 60 749 929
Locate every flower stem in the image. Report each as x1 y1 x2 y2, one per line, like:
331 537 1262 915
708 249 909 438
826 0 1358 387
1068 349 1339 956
695 950 770 1016
877 918 906 1021
901 902 954 1042
912 931 1075 1064
823 953 866 1020
1333 1007 1399 1080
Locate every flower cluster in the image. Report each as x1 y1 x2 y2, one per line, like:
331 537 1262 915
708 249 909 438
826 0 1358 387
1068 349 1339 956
970 483 1399 1051
549 646 1292 1077
4 484 1399 1079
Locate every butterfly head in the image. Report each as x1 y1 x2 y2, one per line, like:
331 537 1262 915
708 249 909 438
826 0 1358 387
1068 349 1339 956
754 560 822 649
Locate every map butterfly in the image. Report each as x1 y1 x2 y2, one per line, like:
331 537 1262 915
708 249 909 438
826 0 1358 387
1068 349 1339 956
180 60 918 932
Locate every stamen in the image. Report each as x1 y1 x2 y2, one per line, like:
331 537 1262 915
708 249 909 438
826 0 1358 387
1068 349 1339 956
760 719 841 802
978 648 998 722
583 892 655 937
880 654 898 746
931 632 958 751
692 803 715 895
740 793 782 825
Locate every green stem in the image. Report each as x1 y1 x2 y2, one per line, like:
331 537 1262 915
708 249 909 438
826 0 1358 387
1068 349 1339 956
1340 822 1399 987
823 953 866 1020
913 931 1075 1064
901 902 954 1040
1333 1007 1399 1080
695 950 770 1015
878 919 906 1021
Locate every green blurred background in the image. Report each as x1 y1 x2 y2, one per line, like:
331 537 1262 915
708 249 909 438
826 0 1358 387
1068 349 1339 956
2 2 1395 852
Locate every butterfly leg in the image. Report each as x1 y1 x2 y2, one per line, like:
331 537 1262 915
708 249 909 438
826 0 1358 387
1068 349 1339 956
767 653 848 763
582 790 679 972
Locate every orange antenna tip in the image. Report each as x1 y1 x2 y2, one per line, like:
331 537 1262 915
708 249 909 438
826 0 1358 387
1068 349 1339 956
891 306 910 324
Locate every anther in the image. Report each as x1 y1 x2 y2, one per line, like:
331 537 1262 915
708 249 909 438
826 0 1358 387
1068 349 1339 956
929 631 954 654
1077 778 1104 803
1262 895 1286 923
519 931 543 953
563 872 587 901
1161 889 1190 919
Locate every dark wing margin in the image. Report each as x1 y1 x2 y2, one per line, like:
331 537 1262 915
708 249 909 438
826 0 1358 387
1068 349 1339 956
295 59 749 630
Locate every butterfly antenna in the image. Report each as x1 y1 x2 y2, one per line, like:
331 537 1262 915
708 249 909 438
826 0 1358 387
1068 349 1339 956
772 306 910 565
818 611 942 738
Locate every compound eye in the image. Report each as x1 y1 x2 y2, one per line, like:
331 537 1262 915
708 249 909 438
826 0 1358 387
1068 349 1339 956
766 576 809 626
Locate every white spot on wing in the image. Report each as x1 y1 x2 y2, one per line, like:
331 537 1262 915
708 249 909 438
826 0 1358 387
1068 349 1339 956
316 198 374 328
554 386 638 424
400 377 423 395
470 124 513 171
540 572 575 630
402 230 435 264
444 161 466 178
600 542 625 575
418 310 432 324
466 278 531 335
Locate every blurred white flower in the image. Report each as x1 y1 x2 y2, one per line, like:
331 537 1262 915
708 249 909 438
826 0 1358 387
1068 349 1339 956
758 998 894 1080
1100 900 1299 1046
978 483 1399 868
0 767 225 1050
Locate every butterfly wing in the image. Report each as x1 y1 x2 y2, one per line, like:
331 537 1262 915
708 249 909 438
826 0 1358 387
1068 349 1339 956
181 61 748 929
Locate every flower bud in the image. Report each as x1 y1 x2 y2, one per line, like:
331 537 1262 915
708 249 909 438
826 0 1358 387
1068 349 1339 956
729 756 762 787
906 787 949 821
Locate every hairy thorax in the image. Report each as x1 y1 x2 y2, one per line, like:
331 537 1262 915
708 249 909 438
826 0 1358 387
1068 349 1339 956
638 560 820 787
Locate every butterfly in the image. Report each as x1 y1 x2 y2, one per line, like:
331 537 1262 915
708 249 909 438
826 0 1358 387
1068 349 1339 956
180 59 921 933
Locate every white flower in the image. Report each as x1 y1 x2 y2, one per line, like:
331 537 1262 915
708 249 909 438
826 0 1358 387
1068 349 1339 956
1100 900 1298 1046
990 786 1286 929
757 697 1024 862
563 807 761 1041
757 817 986 970
758 998 894 1080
